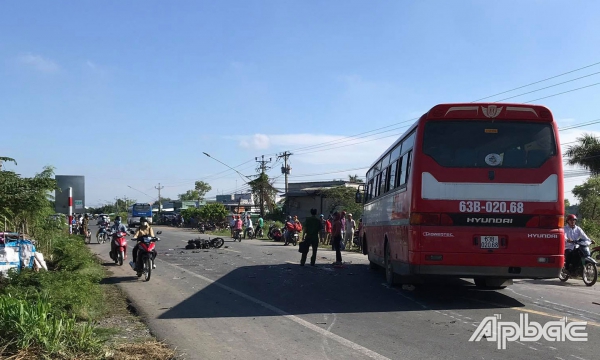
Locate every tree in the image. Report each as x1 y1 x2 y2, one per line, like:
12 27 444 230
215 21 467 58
564 199 570 208
198 203 228 223
572 176 600 219
178 190 200 201
348 174 364 183
565 133 600 175
195 181 212 202
248 173 278 217
0 162 57 235
320 186 362 219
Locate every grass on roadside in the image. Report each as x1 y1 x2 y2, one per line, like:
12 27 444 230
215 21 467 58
0 233 175 359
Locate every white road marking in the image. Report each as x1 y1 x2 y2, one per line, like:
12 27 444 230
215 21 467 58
570 356 587 360
549 346 558 350
543 300 600 317
159 259 391 360
529 346 538 351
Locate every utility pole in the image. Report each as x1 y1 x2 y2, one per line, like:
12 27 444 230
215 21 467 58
277 151 292 216
155 183 164 220
255 155 272 217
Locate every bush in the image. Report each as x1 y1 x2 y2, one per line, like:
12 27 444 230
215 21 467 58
0 235 104 321
0 294 101 357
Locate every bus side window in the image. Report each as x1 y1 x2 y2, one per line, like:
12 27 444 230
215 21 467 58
367 179 374 201
395 157 403 188
404 150 413 184
379 168 388 195
375 173 382 197
399 155 409 187
388 161 397 192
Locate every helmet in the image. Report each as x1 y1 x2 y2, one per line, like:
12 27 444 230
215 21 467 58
115 216 121 222
567 214 577 222
140 216 147 223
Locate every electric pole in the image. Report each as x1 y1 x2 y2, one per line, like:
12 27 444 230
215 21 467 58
255 155 272 217
155 183 164 219
277 151 292 216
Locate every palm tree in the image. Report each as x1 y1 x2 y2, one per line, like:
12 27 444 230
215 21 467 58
565 133 600 175
348 174 364 183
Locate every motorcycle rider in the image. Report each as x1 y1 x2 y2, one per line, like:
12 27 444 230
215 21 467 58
109 216 128 260
284 215 294 243
564 214 591 272
132 216 157 270
233 215 243 239
256 216 264 238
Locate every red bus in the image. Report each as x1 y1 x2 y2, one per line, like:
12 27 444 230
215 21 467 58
357 103 564 288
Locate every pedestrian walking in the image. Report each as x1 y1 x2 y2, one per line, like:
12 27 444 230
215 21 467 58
319 214 327 244
332 211 343 265
300 208 322 266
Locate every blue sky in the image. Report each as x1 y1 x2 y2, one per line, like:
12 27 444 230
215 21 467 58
2 0 600 207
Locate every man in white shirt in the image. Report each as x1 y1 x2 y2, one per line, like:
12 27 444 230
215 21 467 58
345 213 356 250
563 214 591 271
244 215 253 239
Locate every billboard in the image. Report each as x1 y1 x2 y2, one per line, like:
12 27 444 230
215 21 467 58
55 175 85 214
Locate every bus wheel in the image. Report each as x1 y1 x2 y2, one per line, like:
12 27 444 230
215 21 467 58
385 244 399 286
369 260 379 270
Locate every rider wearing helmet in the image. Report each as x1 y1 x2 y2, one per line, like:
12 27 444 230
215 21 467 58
132 216 156 270
109 216 128 261
564 214 591 271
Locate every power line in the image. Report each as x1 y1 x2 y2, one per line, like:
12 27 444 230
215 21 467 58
493 71 600 103
472 60 600 102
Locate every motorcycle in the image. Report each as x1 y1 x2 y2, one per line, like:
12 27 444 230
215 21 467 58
246 227 255 239
267 223 282 241
109 230 128 266
185 237 225 249
97 224 109 244
129 231 162 282
233 229 242 242
558 238 598 286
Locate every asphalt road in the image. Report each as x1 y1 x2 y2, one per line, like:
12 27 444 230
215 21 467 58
88 225 600 360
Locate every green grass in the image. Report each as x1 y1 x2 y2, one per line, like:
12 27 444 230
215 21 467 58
0 294 102 357
0 233 108 358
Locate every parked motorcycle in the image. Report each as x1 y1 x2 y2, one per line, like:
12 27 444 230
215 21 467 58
129 231 162 282
108 230 128 266
559 238 598 286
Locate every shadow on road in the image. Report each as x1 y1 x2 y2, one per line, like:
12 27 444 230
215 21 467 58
158 263 525 320
100 275 140 284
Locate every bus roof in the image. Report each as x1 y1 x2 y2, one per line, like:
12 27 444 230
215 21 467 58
367 102 553 171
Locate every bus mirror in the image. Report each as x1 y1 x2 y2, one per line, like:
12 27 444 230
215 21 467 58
355 190 363 204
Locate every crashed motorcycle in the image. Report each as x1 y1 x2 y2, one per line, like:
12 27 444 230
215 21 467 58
129 231 162 282
267 223 282 242
559 238 598 286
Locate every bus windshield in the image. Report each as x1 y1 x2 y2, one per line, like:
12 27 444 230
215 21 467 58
422 120 556 168
133 204 151 213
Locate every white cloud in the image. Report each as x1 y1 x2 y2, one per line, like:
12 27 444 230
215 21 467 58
239 134 270 150
17 53 59 73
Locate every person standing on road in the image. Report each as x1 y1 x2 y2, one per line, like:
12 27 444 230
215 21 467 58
230 216 236 237
300 208 322 266
319 214 326 244
244 215 253 239
82 214 90 240
340 211 347 250
325 215 332 246
345 213 356 250
332 212 343 265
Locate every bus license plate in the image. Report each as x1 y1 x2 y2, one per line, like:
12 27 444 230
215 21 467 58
480 236 499 249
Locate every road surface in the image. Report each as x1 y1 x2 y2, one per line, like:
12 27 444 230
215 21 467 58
88 225 600 360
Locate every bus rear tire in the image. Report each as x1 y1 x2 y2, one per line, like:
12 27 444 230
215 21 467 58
385 244 399 286
369 260 379 270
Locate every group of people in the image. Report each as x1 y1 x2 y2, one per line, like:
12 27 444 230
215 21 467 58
230 214 264 239
318 212 361 251
299 209 362 266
